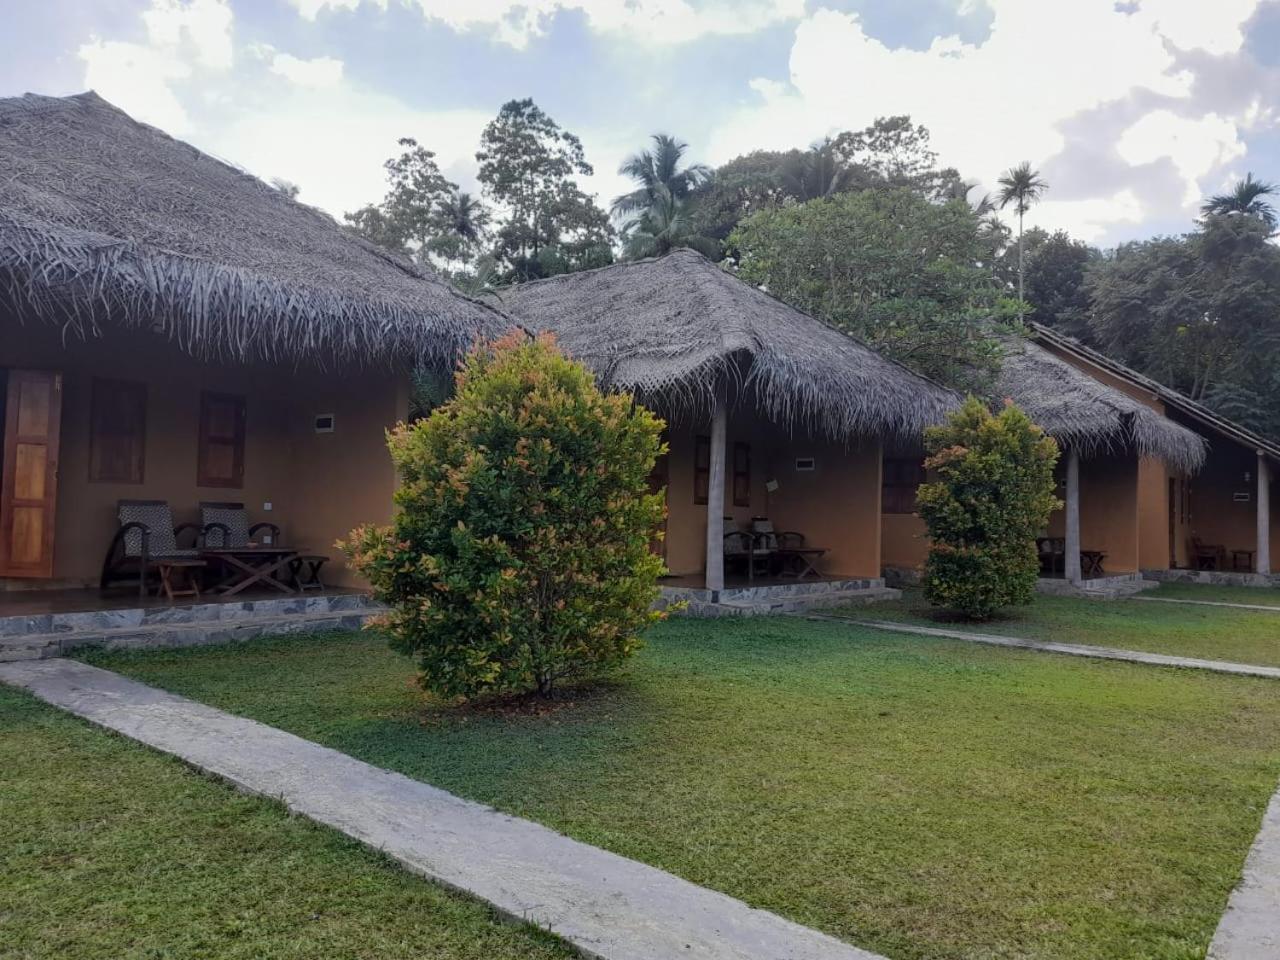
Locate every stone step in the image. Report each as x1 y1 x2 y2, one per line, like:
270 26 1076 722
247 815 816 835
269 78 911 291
679 587 901 617
0 604 384 663
0 593 377 640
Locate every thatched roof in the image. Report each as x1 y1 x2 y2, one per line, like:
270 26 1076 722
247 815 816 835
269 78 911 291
998 331 1207 473
492 249 957 441
0 92 509 367
1029 322 1279 467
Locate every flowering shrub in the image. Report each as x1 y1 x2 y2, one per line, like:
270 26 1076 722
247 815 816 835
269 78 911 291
343 332 667 699
917 396 1060 620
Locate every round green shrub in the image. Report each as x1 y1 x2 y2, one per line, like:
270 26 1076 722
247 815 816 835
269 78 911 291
917 396 1061 620
343 332 667 699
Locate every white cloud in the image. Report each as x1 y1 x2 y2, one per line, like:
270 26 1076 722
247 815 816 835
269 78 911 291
1117 110 1246 204
706 0 1270 241
79 0 234 133
288 0 803 48
269 53 345 89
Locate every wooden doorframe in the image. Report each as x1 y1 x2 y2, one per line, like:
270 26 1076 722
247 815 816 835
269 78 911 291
0 368 63 578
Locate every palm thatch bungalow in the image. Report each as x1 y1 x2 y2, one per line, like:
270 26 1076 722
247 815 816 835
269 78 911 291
882 325 1222 585
0 92 505 599
495 249 958 604
1028 324 1278 583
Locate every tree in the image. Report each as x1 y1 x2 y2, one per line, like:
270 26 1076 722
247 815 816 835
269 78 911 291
477 98 615 280
917 398 1061 620
344 137 484 270
1021 230 1099 338
620 183 719 259
689 116 962 251
996 162 1049 306
1201 172 1277 229
431 191 492 269
611 134 710 220
1087 213 1280 437
728 189 1020 388
343 332 667 700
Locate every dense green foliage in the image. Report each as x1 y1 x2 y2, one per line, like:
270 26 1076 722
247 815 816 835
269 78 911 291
1086 212 1280 437
729 189 1020 387
612 134 716 259
90 616 1280 960
344 333 666 699
918 397 1061 619
0 684 572 960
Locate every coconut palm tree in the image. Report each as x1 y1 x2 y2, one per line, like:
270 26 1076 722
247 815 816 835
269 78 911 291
997 162 1049 306
1201 173 1278 229
620 184 719 260
611 134 710 223
428 191 491 268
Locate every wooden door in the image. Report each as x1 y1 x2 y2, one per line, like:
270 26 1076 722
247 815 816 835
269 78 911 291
0 370 63 578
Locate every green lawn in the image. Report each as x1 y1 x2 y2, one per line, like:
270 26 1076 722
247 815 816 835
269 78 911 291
0 684 572 960
1145 581 1280 608
835 583 1280 667
84 619 1280 960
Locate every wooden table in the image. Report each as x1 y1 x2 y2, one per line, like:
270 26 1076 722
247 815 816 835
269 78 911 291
1080 550 1107 577
202 547 299 596
1232 549 1256 572
778 548 827 580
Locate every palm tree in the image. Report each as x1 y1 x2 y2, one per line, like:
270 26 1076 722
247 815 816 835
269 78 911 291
621 184 719 260
611 134 710 223
947 179 996 216
996 162 1049 306
1201 173 1277 229
430 191 491 266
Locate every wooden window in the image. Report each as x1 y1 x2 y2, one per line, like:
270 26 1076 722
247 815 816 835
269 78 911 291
197 391 246 488
882 457 927 514
693 435 710 505
732 442 751 507
89 378 146 484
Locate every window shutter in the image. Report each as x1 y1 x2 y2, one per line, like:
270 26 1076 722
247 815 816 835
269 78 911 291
197 392 246 488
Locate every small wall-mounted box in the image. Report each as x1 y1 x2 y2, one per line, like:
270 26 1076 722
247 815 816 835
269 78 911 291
1233 492 1251 502
795 457 816 472
314 413 336 434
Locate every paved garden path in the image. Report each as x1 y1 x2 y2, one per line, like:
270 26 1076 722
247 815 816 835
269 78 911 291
808 615 1280 680
0 658 883 960
1209 779 1280 959
1134 596 1280 613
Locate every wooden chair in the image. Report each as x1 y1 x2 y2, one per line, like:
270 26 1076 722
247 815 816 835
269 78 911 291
1190 536 1225 570
199 502 281 549
100 500 204 598
724 518 772 584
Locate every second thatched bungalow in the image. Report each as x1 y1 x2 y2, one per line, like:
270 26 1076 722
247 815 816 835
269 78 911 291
496 249 958 608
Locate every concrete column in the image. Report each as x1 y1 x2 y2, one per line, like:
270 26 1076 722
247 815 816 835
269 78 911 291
1065 447 1082 583
1258 452 1271 576
703 398 727 593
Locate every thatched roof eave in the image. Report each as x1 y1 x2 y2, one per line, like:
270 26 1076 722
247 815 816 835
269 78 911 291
494 249 959 443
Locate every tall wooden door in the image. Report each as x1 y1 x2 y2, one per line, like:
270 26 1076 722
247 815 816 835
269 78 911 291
0 370 63 578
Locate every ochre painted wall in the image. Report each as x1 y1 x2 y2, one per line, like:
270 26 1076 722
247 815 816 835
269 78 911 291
1045 451 1139 573
0 314 406 587
658 404 882 581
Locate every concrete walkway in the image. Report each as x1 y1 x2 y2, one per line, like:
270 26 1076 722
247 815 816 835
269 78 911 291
0 658 883 960
1134 596 1280 613
809 616 1280 680
1209 780 1280 959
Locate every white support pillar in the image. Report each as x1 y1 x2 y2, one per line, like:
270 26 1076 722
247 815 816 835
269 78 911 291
703 398 728 594
1065 447 1082 583
1258 451 1271 576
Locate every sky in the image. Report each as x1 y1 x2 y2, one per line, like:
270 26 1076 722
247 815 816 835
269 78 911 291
4 0 1280 246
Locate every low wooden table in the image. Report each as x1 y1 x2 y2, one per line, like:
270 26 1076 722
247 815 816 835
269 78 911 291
1232 549 1256 572
202 547 299 596
777 548 827 580
155 558 206 602
1080 550 1107 577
